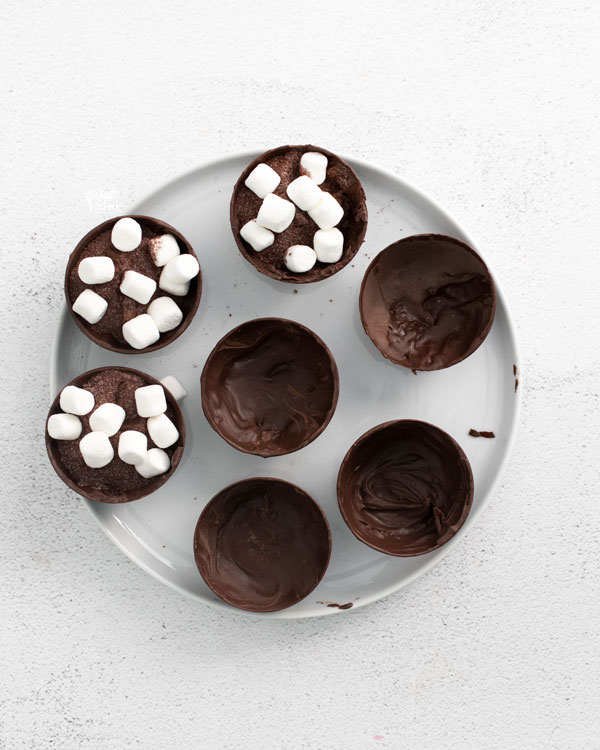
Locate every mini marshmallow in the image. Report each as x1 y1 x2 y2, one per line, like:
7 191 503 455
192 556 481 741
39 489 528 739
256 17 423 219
89 402 126 436
308 192 344 230
147 413 179 449
72 289 108 324
79 431 114 469
244 163 281 198
160 375 186 402
148 234 180 267
284 245 317 273
120 270 157 305
135 384 167 418
78 256 115 284
147 297 183 333
240 220 275 252
122 314 161 350
111 217 142 252
47 413 82 440
256 193 296 233
158 275 190 296
314 227 344 264
60 385 95 415
135 448 170 479
160 254 200 285
286 175 323 211
118 430 148 465
300 152 328 184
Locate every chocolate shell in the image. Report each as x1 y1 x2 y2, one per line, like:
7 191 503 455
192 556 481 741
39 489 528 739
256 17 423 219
201 318 339 457
46 366 185 503
337 420 473 556
230 145 367 283
65 215 201 353
359 234 496 370
194 478 331 612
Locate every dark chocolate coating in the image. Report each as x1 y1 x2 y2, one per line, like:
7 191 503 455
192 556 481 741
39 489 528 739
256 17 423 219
201 318 339 457
230 145 368 283
337 420 473 556
194 478 331 612
65 215 202 353
46 367 185 503
360 234 496 370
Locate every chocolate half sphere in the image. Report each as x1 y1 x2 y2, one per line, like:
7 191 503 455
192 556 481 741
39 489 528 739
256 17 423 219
201 318 339 457
337 420 473 556
65 215 202 353
194 478 331 612
231 145 367 283
46 367 185 503
359 234 496 370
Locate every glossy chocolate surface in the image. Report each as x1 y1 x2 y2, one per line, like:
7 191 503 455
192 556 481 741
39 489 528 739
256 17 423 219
337 420 473 556
360 234 496 370
194 478 331 612
201 318 339 457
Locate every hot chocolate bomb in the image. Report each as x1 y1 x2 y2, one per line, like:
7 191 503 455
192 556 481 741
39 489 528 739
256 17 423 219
46 367 185 503
231 145 368 283
66 215 201 353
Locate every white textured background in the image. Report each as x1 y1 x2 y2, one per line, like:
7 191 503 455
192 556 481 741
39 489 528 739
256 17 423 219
1 1 599 748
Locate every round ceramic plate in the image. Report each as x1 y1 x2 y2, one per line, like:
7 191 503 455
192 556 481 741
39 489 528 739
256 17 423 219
51 151 521 618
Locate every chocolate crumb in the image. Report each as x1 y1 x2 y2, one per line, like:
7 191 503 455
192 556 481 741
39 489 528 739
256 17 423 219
469 429 495 438
515 378 519 392
513 364 517 376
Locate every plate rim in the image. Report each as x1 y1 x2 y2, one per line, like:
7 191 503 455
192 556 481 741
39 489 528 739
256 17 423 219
50 149 522 619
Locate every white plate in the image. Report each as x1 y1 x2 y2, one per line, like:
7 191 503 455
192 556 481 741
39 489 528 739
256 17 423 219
51 151 521 618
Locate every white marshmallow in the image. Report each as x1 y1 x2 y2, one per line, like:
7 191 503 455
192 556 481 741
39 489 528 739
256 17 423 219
256 193 296 233
244 163 281 198
122 314 161 350
79 431 114 468
89 402 126 436
147 296 183 332
286 175 323 211
135 448 170 478
284 245 317 273
72 289 108 324
147 413 179 449
135 384 167 417
308 192 344 229
314 227 344 264
300 152 328 184
120 270 157 305
160 375 186 402
77 256 115 284
160 254 200 285
158 275 189 296
111 217 142 252
148 234 180 267
118 430 148 465
47 413 82 440
60 385 95 415
240 220 274 252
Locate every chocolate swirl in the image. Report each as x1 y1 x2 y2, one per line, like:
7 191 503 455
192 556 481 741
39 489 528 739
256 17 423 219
194 478 331 612
337 420 473 556
201 318 339 456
